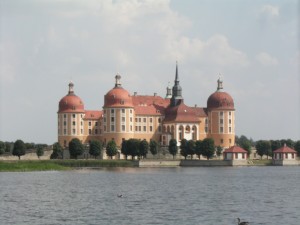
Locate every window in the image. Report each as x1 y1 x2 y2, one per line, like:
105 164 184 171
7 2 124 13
64 114 66 118
205 127 208 133
150 118 153 123
158 126 161 132
143 126 146 132
150 126 153 132
242 153 245 159
72 114 76 118
235 153 238 159
130 125 132 131
104 117 106 122
135 126 138 131
229 127 232 133
111 125 115 132
229 139 232 144
229 119 232 124
81 121 83 126
89 121 91 126
72 129 76 135
220 127 223 133
64 129 66 134
135 118 138 122
89 129 92 135
122 117 125 122
81 129 83 134
143 118 146 123
139 118 141 122
95 122 98 126
130 117 133 122
229 111 232 116
221 139 224 144
111 117 115 122
122 109 125 113
220 111 224 117
111 109 115 114
130 109 132 114
139 126 141 131
72 121 76 126
220 119 223 124
122 125 125 132
104 125 106 131
64 121 67 126
95 129 98 134
158 118 161 123
205 118 208 125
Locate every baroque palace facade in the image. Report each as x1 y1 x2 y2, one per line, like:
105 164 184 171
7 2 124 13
57 64 235 148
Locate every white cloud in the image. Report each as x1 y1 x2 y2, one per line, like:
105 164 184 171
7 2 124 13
256 52 278 66
260 4 279 17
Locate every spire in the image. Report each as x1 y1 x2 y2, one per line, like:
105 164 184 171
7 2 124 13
165 82 172 99
171 61 183 106
115 73 122 88
68 81 74 95
217 76 223 91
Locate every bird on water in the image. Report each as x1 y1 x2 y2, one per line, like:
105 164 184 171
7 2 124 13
237 218 249 225
117 194 123 198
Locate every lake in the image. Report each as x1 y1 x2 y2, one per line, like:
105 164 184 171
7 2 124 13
0 167 300 225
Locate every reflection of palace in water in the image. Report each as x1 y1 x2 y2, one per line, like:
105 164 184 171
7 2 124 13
57 63 235 148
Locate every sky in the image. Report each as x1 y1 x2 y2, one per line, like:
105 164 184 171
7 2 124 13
0 0 299 144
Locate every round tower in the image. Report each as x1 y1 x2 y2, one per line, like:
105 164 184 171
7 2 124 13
58 82 85 147
206 78 235 148
102 74 134 146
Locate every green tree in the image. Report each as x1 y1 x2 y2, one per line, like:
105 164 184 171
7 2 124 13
5 142 12 152
255 140 271 159
106 140 117 159
280 139 295 149
180 139 188 159
201 138 215 160
25 142 35 150
270 140 282 152
139 140 149 159
36 145 44 159
195 140 203 159
51 142 63 159
89 140 102 159
187 140 195 159
12 139 26 160
121 140 129 160
0 141 5 155
69 138 84 159
168 139 178 159
127 139 140 160
294 140 300 157
149 140 158 157
216 146 223 159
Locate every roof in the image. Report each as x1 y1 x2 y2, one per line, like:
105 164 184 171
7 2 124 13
223 146 247 153
164 102 205 123
132 95 170 116
273 145 297 153
58 94 85 113
207 91 234 110
104 87 134 108
84 110 102 120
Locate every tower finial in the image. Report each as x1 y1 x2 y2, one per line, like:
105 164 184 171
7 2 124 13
115 73 122 88
68 81 74 94
217 75 223 91
175 61 179 83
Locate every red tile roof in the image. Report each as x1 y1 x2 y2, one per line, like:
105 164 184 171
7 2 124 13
132 95 170 115
224 146 247 153
273 145 297 153
84 110 102 120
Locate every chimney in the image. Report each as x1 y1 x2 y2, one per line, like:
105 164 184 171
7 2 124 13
134 92 137 96
154 93 157 96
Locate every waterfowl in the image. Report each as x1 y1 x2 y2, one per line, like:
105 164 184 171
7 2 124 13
237 218 249 225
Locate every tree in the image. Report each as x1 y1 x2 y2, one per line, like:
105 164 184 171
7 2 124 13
180 139 188 159
51 142 63 159
36 145 44 159
187 140 195 159
168 139 178 159
294 140 300 157
255 140 271 159
0 141 5 155
236 135 252 156
201 138 215 160
5 142 12 152
280 139 295 149
89 140 102 159
69 138 84 159
270 140 282 152
127 139 140 160
25 142 35 150
216 146 223 159
149 140 158 157
195 140 202 160
106 140 117 159
139 140 149 159
12 139 26 160
121 140 129 159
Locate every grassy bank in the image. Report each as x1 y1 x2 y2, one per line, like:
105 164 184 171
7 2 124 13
0 160 138 172
250 159 273 166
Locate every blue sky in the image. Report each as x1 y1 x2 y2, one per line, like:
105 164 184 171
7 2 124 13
0 0 299 144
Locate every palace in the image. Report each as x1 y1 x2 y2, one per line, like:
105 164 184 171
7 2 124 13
57 64 235 148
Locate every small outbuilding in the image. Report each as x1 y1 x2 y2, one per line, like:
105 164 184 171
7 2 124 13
223 146 248 166
273 144 298 166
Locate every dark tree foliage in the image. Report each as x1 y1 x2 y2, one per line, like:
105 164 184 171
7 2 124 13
255 140 271 159
36 145 44 159
187 140 195 159
12 139 26 160
216 146 223 158
149 140 158 156
51 142 63 159
127 139 140 160
294 141 300 157
5 142 12 152
270 140 282 152
236 135 252 155
0 141 5 155
139 140 149 159
168 139 177 159
195 140 202 159
201 138 215 160
89 140 102 159
280 139 295 149
69 138 84 159
180 139 188 159
106 140 118 159
121 140 129 160
25 142 35 150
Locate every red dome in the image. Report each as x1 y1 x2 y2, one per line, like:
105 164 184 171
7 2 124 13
207 91 234 110
58 94 85 113
104 87 133 108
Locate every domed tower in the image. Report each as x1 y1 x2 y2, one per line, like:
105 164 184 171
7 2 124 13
58 82 85 147
207 78 235 148
102 74 134 146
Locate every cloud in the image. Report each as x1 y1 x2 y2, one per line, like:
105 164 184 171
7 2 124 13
256 52 278 66
0 41 18 84
260 4 279 17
